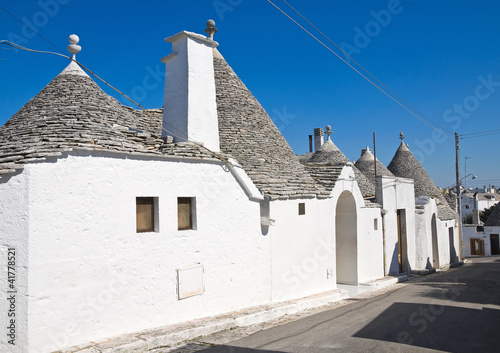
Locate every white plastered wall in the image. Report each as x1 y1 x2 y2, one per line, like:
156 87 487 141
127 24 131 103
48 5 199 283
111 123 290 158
462 225 496 257
376 176 416 275
0 171 30 353
332 166 384 285
21 152 271 352
269 198 336 302
414 197 455 270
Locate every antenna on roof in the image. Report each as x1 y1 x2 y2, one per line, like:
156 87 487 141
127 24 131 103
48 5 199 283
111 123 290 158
205 19 217 40
67 34 81 59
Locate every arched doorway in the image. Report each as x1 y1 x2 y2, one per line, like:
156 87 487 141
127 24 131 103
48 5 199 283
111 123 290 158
335 191 358 285
431 214 439 269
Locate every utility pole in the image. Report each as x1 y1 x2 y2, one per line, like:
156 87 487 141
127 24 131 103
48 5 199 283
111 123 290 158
455 132 463 261
373 132 377 178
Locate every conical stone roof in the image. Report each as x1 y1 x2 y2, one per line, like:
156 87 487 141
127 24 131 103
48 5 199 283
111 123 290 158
213 49 329 200
354 147 394 184
485 202 500 226
388 139 456 220
388 141 442 198
0 61 217 175
302 138 375 198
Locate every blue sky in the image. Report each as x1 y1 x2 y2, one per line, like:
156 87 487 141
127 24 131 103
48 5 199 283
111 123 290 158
0 0 498 188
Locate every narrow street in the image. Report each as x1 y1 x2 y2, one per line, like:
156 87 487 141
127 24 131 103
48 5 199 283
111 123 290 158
181 257 500 353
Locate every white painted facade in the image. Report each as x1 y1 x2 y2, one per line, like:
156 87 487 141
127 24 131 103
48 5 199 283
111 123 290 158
463 225 500 257
375 176 416 275
414 197 458 270
461 193 498 224
1 152 272 352
332 166 384 285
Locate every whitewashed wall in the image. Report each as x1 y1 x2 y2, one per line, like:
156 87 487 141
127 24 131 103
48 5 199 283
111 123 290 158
269 198 336 301
376 176 416 275
0 171 30 353
414 197 455 270
333 166 384 285
16 152 271 352
414 197 437 270
462 225 499 257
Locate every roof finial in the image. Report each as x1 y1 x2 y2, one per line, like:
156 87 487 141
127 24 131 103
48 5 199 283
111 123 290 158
67 34 81 60
325 125 333 141
205 19 217 40
399 131 405 142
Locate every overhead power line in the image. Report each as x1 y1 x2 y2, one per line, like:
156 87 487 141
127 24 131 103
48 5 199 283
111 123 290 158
0 40 229 163
266 0 453 141
460 128 500 138
0 4 65 54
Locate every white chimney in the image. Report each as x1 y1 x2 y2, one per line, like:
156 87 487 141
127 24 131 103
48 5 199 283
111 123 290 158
161 26 220 152
314 128 324 152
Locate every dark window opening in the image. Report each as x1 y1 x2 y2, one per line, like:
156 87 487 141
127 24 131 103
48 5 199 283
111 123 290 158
136 197 157 233
178 197 195 230
298 203 306 215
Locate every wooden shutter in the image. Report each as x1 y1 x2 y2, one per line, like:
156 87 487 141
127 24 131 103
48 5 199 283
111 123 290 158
178 197 192 230
137 197 154 232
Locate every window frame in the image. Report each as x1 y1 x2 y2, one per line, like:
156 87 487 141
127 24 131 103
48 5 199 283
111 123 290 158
178 197 197 231
136 197 159 233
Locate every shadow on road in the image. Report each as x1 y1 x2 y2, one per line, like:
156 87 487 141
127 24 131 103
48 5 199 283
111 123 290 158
415 262 500 306
353 302 500 352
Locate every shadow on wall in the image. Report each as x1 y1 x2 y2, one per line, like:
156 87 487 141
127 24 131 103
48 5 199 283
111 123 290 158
425 257 433 270
389 243 399 275
353 302 500 352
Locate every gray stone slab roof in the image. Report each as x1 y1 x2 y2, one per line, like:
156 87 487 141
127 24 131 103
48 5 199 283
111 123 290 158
302 149 376 198
354 147 394 185
213 50 329 200
485 202 500 226
0 62 217 175
303 165 344 193
1 53 331 200
388 141 456 220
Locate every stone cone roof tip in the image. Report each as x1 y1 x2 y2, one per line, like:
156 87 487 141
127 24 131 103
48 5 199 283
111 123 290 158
59 60 89 78
0 60 172 175
354 146 394 184
387 138 456 220
302 140 376 198
484 202 500 226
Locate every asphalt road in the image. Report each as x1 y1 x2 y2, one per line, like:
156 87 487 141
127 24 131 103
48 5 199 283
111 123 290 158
200 257 500 353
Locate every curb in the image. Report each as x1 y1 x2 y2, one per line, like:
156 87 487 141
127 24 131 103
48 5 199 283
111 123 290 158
61 290 348 353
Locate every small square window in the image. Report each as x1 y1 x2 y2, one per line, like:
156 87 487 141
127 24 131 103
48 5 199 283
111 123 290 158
298 203 305 215
178 197 196 230
136 197 158 233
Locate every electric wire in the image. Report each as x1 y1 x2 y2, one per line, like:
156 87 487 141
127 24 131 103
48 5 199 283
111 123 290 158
266 0 453 141
279 0 454 136
460 131 500 139
0 40 230 163
460 128 500 137
0 4 65 54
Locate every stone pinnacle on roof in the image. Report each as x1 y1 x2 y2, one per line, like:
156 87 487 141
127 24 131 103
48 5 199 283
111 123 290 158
387 132 456 220
321 125 340 152
205 19 217 40
67 34 81 60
